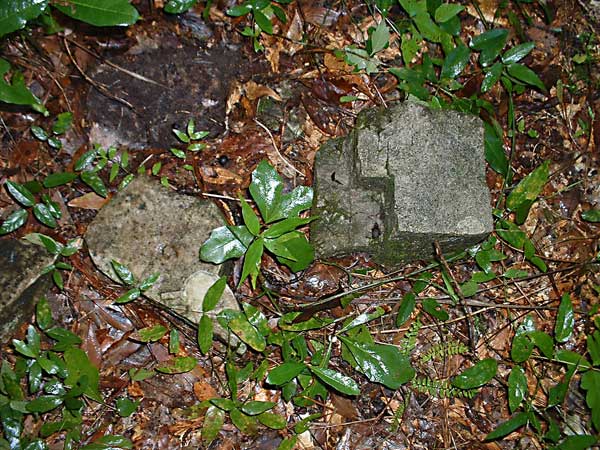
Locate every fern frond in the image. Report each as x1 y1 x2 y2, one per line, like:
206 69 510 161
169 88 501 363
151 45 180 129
420 340 469 363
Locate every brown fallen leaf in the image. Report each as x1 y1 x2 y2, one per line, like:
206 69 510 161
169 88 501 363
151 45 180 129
68 192 109 210
193 380 219 401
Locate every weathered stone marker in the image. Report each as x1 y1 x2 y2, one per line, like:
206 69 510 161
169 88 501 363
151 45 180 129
311 102 493 265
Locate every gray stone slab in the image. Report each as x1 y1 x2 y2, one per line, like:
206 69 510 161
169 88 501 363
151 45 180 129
311 102 493 265
85 176 241 343
0 239 57 342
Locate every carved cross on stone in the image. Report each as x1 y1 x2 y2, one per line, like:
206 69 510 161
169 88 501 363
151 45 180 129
311 102 493 266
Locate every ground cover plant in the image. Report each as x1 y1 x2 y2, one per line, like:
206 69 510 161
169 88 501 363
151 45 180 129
0 0 599 448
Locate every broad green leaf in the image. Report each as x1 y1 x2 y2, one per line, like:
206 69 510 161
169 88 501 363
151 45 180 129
239 237 263 288
502 42 535 64
506 160 550 224
210 397 236 411
197 314 213 354
240 400 275 416
169 329 179 354
266 231 314 272
138 273 159 291
440 44 470 79
33 203 57 227
240 196 261 236
135 325 168 342
263 216 314 238
460 280 478 297
47 327 82 348
396 292 416 326
582 209 600 222
481 61 503 93
111 260 135 285
399 0 427 16
64 347 101 402
503 268 528 278
508 366 527 413
228 311 266 351
156 356 197 374
588 331 600 367
422 298 449 321
339 307 385 333
401 35 419 66
242 303 270 336
36 297 53 330
52 112 73 134
74 148 98 171
342 46 380 74
6 181 35 207
266 362 306 385
53 0 139 26
227 4 252 17
506 63 546 91
452 358 497 389
36 233 62 254
550 435 598 450
200 225 249 264
485 412 528 440
129 368 155 382
43 172 78 188
80 435 132 450
369 20 390 55
80 170 108 197
0 208 28 234
434 3 464 22
470 28 508 67
115 397 139 417
254 10 272 34
413 12 443 42
31 125 48 141
554 293 574 343
0 0 48 37
309 366 360 396
529 331 553 358
339 337 415 389
0 59 47 114
202 406 224 442
12 339 37 358
230 407 258 434
26 395 62 413
164 0 196 14
258 411 286 429
203 276 227 312
580 371 600 432
114 288 141 304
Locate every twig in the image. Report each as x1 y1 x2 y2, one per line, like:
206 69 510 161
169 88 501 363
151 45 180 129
254 118 304 177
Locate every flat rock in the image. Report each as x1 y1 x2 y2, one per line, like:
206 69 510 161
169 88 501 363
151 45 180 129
0 239 57 342
85 175 240 340
311 102 493 265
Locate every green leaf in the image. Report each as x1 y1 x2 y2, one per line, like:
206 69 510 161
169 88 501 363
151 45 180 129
506 160 550 224
52 112 73 134
0 0 49 37
135 325 168 342
249 160 313 223
43 172 78 188
242 303 270 336
343 46 380 74
258 411 286 429
0 59 47 114
202 406 224 442
228 311 266 351
35 233 62 254
52 0 139 26
503 268 528 279
502 42 535 64
239 237 263 288
452 358 497 389
263 217 313 239
138 273 159 291
554 293 574 343
240 196 261 236
413 12 443 42
230 407 258 434
156 356 197 374
115 397 139 417
369 20 390 55
210 397 236 411
26 395 62 413
31 125 48 141
339 337 415 389
254 10 272 34
401 35 419 66
64 347 101 401
6 181 35 207
396 292 416 326
164 0 196 14
0 208 28 234
551 435 598 450
582 209 600 222
33 203 57 227
200 225 250 264
169 329 179 354
128 368 155 382
47 327 82 348
240 400 275 416
75 148 99 171
12 339 36 358
79 435 132 450
197 314 213 354
266 362 306 385
422 298 449 321
111 260 135 285
434 3 464 22
227 3 252 16
581 370 600 432
440 44 470 79
508 366 527 413
80 170 108 197
588 331 600 367
529 331 553 358
481 61 503 93
114 288 141 304
485 412 529 441
506 63 546 91
339 307 385 333
264 231 314 272
36 297 53 330
203 276 227 312
309 366 360 396
470 28 508 66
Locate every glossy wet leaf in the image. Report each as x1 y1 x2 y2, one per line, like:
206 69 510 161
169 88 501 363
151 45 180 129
80 170 108 197
138 273 159 291
396 292 416 326
309 366 360 396
64 347 101 401
481 61 503 93
502 42 535 64
202 405 224 442
47 327 82 349
258 411 287 429
0 208 28 234
582 209 600 222
129 368 155 382
485 412 528 440
484 122 509 177
240 400 275 416
111 260 134 285
164 0 196 14
114 288 141 304
53 0 139 26
508 366 527 413
266 361 306 385
52 112 73 134
36 297 53 330
339 307 385 333
0 58 47 114
197 314 213 354
470 28 508 66
242 303 270 336
555 293 574 343
37 233 62 254
80 435 132 450
440 44 470 79
506 63 546 91
136 324 167 342
26 395 62 413
263 216 314 238
228 311 266 351
0 0 48 37
506 160 549 223
200 225 250 264
580 370 600 431
156 356 197 374
434 3 464 22
116 397 140 417
240 196 261 236
33 203 57 227
6 181 35 207
551 435 598 450
265 231 314 272
12 338 37 358
452 358 497 389
254 10 272 34
369 20 390 54
503 268 528 279
279 313 333 331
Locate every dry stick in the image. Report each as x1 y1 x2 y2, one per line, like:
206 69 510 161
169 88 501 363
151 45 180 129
434 241 475 352
254 118 304 177
62 37 135 111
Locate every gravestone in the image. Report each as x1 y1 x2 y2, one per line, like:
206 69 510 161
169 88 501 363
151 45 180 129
85 175 240 344
311 102 493 266
0 239 57 341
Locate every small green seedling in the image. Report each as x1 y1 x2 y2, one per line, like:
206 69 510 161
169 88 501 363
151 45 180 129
31 111 73 149
172 118 209 155
24 233 81 290
110 260 159 304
